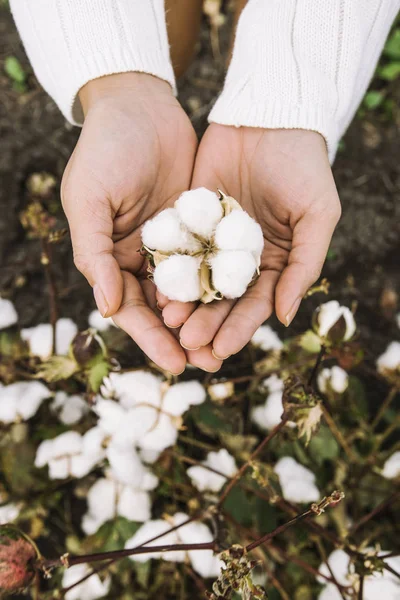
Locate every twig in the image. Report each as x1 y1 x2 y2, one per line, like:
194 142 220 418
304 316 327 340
383 563 400 582
321 404 359 462
349 491 400 535
372 386 398 429
217 417 289 507
308 344 326 387
358 576 364 600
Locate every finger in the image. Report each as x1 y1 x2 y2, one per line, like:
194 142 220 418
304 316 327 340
212 271 279 359
113 271 186 375
156 290 170 310
275 206 341 327
162 301 197 329
62 180 123 317
141 278 159 313
185 344 223 373
179 299 235 350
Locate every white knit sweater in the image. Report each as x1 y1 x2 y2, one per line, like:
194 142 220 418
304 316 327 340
11 0 400 161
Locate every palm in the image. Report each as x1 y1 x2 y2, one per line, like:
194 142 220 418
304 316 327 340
62 84 197 374
162 124 341 363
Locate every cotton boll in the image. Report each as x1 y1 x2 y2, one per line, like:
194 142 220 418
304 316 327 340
82 479 117 535
95 399 126 435
51 392 88 425
138 412 179 453
382 451 400 479
263 374 284 393
318 584 344 600
377 341 400 373
163 381 206 416
251 391 285 431
313 301 356 343
125 520 182 563
211 250 257 299
142 208 201 253
178 519 223 578
208 382 234 402
318 366 349 395
21 318 78 359
175 188 223 238
214 209 264 258
0 381 50 424
118 488 152 523
187 449 237 493
63 564 110 600
0 298 18 329
108 371 163 409
153 255 202 302
88 310 115 332
251 326 283 351
0 503 21 525
107 444 146 487
274 457 320 503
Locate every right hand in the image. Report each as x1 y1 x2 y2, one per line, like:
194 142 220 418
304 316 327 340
61 73 197 374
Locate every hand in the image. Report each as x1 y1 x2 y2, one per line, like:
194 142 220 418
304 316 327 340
160 125 341 362
61 73 197 374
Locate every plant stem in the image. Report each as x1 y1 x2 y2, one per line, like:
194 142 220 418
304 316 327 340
371 386 398 430
358 576 364 600
349 491 400 535
245 510 313 552
217 417 289 507
308 344 325 387
321 403 358 462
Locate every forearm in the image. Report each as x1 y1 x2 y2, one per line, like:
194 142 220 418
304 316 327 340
209 0 400 162
10 0 175 125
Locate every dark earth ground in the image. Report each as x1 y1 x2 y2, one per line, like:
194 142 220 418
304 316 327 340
0 6 399 365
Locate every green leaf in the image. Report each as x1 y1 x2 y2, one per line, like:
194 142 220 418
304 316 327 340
379 61 400 81
364 91 384 110
255 496 278 532
384 29 400 59
308 426 339 466
224 487 254 527
35 355 78 382
192 401 233 435
4 56 26 84
88 360 110 392
83 518 141 554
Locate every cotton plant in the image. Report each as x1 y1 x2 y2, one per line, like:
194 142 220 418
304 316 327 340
62 564 110 600
142 188 264 302
51 391 88 425
0 381 50 424
250 325 283 352
34 430 105 480
318 366 349 395
82 469 158 534
376 341 400 377
381 451 400 479
125 513 222 579
187 449 237 493
0 297 18 329
317 549 400 600
96 370 206 462
313 301 356 344
274 457 320 503
251 374 294 431
207 381 234 402
88 309 116 332
21 318 78 359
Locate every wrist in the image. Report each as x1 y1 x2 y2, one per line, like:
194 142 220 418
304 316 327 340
79 72 173 117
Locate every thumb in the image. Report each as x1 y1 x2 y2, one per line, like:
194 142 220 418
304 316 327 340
275 204 341 327
61 175 123 317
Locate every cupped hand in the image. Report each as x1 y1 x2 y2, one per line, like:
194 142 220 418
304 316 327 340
161 125 341 362
61 73 198 374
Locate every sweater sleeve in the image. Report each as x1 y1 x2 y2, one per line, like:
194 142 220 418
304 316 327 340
10 0 175 125
209 0 400 162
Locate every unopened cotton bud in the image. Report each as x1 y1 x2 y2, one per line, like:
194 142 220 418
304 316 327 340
142 208 200 253
313 301 356 343
214 209 264 259
175 188 223 238
153 255 202 302
70 329 105 367
0 526 37 595
211 250 257 299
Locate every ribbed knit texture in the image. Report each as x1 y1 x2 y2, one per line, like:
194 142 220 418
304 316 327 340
10 0 175 124
209 0 400 162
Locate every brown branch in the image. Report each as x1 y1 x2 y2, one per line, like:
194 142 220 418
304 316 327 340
371 386 398 430
308 344 326 387
349 491 400 535
321 403 359 462
217 417 289 507
358 576 364 600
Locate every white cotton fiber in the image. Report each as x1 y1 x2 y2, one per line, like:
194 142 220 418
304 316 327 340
210 250 257 299
153 255 202 302
142 208 200 253
175 188 223 238
214 209 264 258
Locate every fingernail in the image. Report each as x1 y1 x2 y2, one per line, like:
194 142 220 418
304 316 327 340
156 302 161 311
202 366 221 373
165 321 183 329
285 297 302 327
212 349 230 360
93 284 109 318
180 340 201 351
168 368 185 377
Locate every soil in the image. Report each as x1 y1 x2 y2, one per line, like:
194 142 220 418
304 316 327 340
1 6 399 362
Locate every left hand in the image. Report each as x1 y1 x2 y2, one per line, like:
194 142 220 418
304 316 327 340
159 124 341 367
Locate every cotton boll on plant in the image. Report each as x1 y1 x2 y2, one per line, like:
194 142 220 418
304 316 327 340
88 309 116 332
210 250 257 299
21 318 78 359
274 456 320 503
0 381 50 424
377 341 400 374
382 451 400 479
187 449 237 493
142 208 201 253
214 208 264 259
251 325 283 351
51 391 88 425
313 300 356 343
175 188 223 238
318 366 349 395
0 297 18 329
153 255 202 302
62 564 110 600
